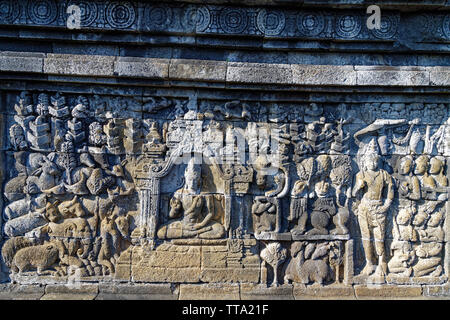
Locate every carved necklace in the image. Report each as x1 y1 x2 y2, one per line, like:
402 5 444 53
364 170 382 185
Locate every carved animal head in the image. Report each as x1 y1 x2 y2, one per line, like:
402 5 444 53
42 243 61 265
33 194 48 209
44 201 62 223
79 153 96 168
41 157 60 176
63 222 77 237
290 242 306 258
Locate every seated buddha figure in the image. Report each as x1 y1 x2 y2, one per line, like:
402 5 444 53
157 158 226 240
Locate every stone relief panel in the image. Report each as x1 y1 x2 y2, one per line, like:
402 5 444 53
0 90 449 287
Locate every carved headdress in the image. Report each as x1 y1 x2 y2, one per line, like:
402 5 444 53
366 138 380 155
360 138 380 170
185 157 201 179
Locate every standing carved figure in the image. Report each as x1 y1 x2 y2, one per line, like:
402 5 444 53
352 139 394 277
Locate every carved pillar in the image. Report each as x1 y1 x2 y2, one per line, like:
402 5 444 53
137 177 160 249
224 180 232 235
133 146 184 249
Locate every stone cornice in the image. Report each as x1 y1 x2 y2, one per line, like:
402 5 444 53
153 0 450 10
0 52 448 87
0 1 449 55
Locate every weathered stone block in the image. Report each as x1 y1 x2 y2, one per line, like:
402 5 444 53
354 285 422 299
429 67 450 86
227 62 292 84
169 59 227 82
423 284 450 297
114 248 132 281
0 52 44 73
0 283 45 300
386 275 447 286
179 283 240 300
97 283 178 300
202 251 227 268
293 284 355 300
291 64 356 86
132 267 202 283
200 267 261 283
44 54 115 76
146 246 201 268
115 57 169 79
355 66 429 86
241 284 294 300
41 284 98 300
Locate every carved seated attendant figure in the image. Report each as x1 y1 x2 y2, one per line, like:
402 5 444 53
413 155 438 200
413 242 443 277
395 208 418 242
429 156 448 189
428 156 448 203
396 156 420 202
388 240 415 277
157 159 226 240
388 209 417 277
421 209 445 242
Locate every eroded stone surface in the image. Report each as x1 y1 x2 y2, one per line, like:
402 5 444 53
293 284 355 300
97 283 178 300
1 89 449 297
179 283 240 300
0 0 449 301
354 285 422 299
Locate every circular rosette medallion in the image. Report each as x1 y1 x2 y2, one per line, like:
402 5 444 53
257 9 286 36
219 7 248 34
67 0 97 27
335 14 362 38
221 164 235 180
0 0 20 23
182 5 210 32
106 1 136 29
297 12 325 37
443 15 450 39
145 4 172 31
371 14 399 39
27 0 58 25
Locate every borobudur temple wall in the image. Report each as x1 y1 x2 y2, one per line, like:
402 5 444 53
0 0 448 300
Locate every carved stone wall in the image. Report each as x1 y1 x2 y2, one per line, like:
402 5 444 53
0 0 449 300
